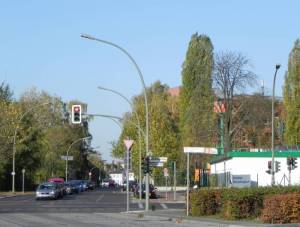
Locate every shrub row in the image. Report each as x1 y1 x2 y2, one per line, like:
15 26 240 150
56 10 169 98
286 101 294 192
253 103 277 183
189 186 300 223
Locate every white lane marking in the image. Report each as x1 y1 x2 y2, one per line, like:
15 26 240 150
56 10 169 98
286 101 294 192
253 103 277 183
96 194 104 202
138 202 144 209
160 203 168 209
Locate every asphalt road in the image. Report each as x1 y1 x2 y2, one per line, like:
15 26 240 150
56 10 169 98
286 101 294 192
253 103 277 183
0 188 185 213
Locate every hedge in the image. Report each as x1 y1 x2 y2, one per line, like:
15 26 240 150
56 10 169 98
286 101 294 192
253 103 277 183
189 186 300 222
260 193 300 224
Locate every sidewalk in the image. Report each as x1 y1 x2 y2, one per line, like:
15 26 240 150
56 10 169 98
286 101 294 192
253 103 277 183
0 191 33 199
127 209 300 227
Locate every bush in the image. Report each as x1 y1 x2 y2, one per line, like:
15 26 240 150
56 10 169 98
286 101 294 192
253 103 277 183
260 193 300 224
189 186 300 221
190 189 219 216
220 188 264 219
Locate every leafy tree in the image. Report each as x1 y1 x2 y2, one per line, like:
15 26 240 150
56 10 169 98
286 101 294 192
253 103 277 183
180 33 215 147
283 39 300 145
111 81 182 182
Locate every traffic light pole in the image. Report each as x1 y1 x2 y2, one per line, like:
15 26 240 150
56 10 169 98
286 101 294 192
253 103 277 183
271 64 280 186
81 34 150 211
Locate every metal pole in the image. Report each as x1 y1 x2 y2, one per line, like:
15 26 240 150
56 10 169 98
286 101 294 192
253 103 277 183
165 176 168 201
81 34 149 210
97 87 143 201
271 64 280 186
186 153 190 216
174 162 176 201
22 169 25 193
126 148 129 212
65 136 92 182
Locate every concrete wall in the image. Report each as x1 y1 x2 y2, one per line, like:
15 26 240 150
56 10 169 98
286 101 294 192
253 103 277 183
211 157 300 186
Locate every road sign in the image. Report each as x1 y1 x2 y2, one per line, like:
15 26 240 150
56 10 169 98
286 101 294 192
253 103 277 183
184 147 218 155
61 156 73 161
150 157 168 163
124 139 134 150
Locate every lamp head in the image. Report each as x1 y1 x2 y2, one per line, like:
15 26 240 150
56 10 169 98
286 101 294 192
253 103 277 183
275 64 281 70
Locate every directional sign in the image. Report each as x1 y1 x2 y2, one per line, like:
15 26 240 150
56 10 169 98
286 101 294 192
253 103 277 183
61 156 74 161
150 157 168 163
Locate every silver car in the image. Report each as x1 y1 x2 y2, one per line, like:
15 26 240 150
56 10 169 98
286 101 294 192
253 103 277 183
35 182 60 200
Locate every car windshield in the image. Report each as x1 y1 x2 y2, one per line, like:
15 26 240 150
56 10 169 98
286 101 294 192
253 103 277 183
38 184 54 190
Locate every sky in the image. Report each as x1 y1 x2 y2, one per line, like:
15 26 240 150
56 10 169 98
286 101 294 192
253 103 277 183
0 1 299 162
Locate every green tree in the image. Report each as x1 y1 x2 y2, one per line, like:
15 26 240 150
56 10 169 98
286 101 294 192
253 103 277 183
111 81 182 182
180 33 215 147
283 39 300 145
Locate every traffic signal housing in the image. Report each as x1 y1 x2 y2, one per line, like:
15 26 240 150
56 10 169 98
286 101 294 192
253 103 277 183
266 161 272 174
275 161 281 173
71 105 82 124
292 158 298 170
142 156 152 175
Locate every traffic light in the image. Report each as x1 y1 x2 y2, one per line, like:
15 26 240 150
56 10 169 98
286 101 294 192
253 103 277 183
71 105 82 124
275 161 281 173
292 158 298 170
266 161 272 174
287 157 293 171
142 156 152 174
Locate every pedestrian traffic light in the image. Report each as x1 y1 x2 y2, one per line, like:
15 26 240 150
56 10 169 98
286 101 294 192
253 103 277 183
71 105 82 124
275 161 281 173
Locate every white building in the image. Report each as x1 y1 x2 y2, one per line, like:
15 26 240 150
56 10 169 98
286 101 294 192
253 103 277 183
210 151 300 187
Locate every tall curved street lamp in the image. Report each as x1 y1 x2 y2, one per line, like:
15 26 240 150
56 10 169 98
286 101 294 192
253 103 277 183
81 33 150 210
97 86 143 200
65 136 92 182
12 102 52 193
271 64 281 186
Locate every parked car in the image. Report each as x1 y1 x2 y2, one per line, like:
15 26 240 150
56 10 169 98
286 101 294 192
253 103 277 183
134 184 157 199
69 180 84 193
35 182 61 200
86 181 95 190
122 180 137 192
101 179 110 188
64 182 76 195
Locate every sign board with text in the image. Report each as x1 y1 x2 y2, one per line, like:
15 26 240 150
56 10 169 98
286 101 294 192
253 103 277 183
231 175 251 188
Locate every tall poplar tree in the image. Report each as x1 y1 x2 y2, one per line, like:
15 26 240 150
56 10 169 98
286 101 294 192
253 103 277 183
283 39 300 145
180 33 215 147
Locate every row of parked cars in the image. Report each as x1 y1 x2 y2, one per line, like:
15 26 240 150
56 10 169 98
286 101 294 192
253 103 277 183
35 178 95 200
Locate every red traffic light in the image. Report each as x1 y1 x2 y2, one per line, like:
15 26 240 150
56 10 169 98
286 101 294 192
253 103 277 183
74 106 80 112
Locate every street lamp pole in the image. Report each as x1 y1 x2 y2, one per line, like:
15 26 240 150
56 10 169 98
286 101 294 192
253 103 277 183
271 64 281 186
65 136 92 182
97 86 143 201
81 34 149 210
12 102 51 193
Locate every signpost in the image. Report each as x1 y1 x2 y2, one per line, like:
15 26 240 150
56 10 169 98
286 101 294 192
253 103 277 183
22 168 25 193
164 168 169 200
184 147 217 216
124 138 134 212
